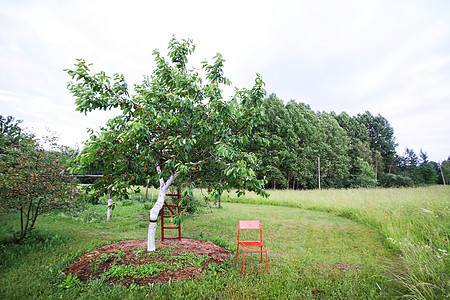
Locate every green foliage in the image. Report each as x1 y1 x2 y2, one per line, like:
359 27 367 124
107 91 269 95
376 173 414 188
208 236 236 252
65 37 268 214
0 115 77 239
316 112 350 187
350 158 377 188
84 248 210 281
251 96 443 189
252 95 352 189
0 115 23 154
394 148 441 186
58 273 81 289
357 111 398 173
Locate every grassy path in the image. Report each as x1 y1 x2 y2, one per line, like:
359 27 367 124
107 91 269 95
182 203 404 299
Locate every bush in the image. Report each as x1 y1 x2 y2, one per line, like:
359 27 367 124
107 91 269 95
378 173 414 188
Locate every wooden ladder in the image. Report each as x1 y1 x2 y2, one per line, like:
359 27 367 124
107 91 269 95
160 188 181 241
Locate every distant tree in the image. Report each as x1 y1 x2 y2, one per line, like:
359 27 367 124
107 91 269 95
251 94 289 189
0 115 23 154
357 111 397 173
355 157 377 187
254 99 352 189
0 116 75 239
333 112 375 186
396 148 440 185
401 148 419 167
285 101 319 189
397 148 421 183
418 150 438 184
65 37 268 251
316 112 350 188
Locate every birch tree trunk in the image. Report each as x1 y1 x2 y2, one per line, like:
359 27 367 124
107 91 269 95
147 159 179 251
106 194 112 222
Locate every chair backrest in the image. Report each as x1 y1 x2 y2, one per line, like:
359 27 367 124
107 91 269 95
238 220 263 242
238 220 261 230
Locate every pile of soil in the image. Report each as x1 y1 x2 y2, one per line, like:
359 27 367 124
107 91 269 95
64 238 231 287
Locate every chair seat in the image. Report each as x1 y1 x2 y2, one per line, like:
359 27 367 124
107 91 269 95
239 241 265 248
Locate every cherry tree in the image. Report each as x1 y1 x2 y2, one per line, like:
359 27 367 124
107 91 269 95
0 116 76 239
66 38 268 251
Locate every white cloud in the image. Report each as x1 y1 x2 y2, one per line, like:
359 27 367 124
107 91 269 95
1 0 449 161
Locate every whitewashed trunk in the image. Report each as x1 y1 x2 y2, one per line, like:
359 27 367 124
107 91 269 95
147 174 176 251
106 196 112 222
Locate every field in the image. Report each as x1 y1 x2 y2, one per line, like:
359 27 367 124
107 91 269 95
0 186 448 299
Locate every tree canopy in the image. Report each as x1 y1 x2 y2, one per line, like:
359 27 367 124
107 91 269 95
66 37 268 204
66 37 269 250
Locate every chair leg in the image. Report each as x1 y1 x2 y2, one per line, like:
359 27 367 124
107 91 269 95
242 250 246 274
260 246 263 262
265 247 269 273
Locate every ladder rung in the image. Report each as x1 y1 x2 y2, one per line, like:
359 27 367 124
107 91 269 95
163 236 181 240
163 226 180 229
166 194 179 196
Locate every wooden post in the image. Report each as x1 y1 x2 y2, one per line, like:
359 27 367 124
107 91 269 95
439 161 446 187
318 157 321 190
375 157 378 182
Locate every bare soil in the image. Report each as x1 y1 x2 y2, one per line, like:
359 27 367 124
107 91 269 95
64 238 231 287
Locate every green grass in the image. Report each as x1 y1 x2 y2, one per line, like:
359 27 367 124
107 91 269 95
1 186 448 299
219 186 450 299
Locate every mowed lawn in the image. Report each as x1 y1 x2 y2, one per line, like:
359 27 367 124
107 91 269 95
0 196 407 299
183 202 404 298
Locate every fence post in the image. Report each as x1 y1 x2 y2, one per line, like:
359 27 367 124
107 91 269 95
318 157 321 190
439 161 446 187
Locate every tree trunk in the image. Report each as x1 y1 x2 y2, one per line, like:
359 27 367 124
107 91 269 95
30 198 42 230
22 197 33 239
287 170 291 190
20 204 23 236
147 173 177 252
145 179 150 200
106 194 112 222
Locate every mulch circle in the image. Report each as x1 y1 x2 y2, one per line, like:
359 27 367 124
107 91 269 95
64 238 231 287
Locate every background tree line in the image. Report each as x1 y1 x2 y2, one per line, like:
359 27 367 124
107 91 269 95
249 94 449 189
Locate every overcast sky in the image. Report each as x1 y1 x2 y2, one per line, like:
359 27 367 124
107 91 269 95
1 0 449 162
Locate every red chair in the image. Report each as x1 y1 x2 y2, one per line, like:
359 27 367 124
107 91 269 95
235 220 269 274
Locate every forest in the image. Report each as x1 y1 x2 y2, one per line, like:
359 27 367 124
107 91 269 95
249 93 449 189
